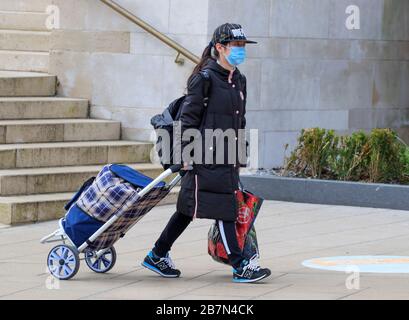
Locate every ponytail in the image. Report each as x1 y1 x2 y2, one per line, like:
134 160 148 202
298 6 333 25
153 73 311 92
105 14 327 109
186 41 219 86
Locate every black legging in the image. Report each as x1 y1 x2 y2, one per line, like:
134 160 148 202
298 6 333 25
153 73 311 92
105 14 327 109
153 210 245 269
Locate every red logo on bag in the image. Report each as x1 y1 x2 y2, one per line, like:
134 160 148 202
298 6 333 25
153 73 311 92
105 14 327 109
237 206 251 224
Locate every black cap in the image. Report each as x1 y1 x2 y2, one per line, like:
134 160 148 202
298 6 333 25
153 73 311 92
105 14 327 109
210 23 257 46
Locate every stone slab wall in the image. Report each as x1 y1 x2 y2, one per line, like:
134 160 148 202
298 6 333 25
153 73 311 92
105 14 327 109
46 0 409 168
48 0 208 143
208 0 409 168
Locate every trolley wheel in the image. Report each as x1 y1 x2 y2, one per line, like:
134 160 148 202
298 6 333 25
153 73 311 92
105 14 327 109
85 247 117 273
47 244 80 280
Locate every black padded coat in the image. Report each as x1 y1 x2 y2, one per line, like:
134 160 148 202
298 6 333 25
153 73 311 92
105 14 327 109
176 58 247 222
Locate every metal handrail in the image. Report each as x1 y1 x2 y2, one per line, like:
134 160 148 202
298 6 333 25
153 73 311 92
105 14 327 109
100 0 200 65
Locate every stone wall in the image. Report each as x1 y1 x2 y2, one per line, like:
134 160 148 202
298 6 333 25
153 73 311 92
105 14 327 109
48 0 207 144
48 0 409 168
208 0 409 168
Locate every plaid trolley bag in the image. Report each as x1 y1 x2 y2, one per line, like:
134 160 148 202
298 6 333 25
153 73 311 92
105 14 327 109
64 164 171 250
208 188 264 265
41 163 182 280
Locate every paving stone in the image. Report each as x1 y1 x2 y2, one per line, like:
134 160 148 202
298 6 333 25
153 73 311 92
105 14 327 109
1 201 409 299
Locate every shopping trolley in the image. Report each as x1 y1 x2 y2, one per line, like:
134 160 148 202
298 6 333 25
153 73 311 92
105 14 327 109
40 163 184 280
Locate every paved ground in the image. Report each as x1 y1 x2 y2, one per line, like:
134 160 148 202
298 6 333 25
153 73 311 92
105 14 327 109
1 200 409 300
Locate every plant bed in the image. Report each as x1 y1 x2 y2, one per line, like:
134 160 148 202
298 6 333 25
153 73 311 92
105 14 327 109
240 128 409 210
283 128 409 185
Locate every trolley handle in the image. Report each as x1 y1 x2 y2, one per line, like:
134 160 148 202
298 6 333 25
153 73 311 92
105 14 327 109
169 164 183 173
138 163 192 197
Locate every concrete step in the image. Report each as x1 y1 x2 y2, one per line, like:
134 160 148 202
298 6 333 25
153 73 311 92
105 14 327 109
0 186 180 225
0 97 88 119
0 50 49 72
0 119 121 143
0 10 48 31
0 30 50 52
0 0 51 13
0 163 171 196
0 140 153 169
0 71 56 97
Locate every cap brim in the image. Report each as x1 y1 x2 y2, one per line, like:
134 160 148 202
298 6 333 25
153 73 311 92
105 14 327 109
223 39 258 44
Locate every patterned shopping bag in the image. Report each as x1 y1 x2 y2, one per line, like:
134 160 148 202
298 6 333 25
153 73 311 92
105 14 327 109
208 189 264 265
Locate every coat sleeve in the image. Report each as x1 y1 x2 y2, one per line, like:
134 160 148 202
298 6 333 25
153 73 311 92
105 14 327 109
176 73 206 164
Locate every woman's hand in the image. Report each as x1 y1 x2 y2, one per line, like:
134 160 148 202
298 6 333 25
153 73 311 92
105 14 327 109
182 162 192 170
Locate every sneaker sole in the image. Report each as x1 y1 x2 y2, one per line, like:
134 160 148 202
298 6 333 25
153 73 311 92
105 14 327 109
141 261 180 278
233 272 270 283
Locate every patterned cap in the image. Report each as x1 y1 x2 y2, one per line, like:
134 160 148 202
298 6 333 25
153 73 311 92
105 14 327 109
210 23 257 46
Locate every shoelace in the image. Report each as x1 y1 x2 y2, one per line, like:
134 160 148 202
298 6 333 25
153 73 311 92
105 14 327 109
244 255 261 272
161 255 176 269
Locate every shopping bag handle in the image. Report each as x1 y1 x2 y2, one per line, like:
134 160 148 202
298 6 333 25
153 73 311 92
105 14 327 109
238 176 245 191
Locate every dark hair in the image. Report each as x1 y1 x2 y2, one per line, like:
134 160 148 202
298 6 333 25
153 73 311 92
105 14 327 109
186 42 220 87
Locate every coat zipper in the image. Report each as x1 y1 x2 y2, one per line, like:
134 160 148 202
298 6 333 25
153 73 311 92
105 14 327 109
193 174 198 219
232 166 238 216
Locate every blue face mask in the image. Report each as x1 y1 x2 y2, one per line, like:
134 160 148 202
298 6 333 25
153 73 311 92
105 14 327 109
224 46 246 66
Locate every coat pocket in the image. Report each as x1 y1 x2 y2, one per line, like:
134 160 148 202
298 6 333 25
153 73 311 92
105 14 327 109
195 164 234 193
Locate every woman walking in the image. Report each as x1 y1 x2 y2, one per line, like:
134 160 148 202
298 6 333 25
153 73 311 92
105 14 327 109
142 23 271 283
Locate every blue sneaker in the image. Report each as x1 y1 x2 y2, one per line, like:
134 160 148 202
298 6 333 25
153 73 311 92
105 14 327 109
141 251 181 278
233 255 271 283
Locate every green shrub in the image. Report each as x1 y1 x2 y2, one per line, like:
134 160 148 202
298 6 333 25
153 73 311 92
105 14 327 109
399 145 409 182
329 131 370 181
283 128 408 184
367 129 405 183
284 128 338 179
